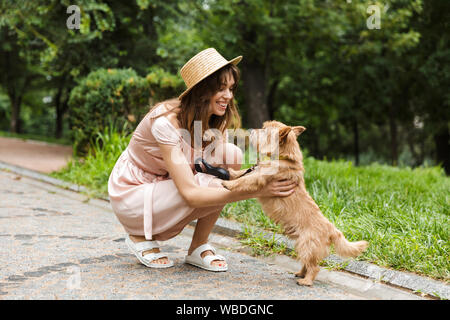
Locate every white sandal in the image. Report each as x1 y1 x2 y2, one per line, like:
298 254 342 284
185 243 228 272
125 235 174 268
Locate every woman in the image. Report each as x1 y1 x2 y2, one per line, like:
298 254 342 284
108 48 297 271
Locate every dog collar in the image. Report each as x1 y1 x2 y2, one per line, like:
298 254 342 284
259 155 290 161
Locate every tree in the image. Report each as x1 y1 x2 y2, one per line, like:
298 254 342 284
272 0 421 166
0 0 183 137
187 0 313 128
411 0 450 173
0 28 38 133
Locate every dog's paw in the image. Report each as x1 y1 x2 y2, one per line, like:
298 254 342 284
222 180 233 190
227 169 237 180
296 279 313 286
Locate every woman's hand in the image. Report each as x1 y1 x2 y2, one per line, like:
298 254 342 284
257 179 297 197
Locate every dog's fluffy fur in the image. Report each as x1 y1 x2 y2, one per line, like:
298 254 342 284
222 121 368 286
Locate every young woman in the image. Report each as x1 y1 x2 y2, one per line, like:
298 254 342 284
108 48 297 271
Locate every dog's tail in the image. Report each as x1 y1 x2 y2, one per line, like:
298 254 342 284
331 230 368 258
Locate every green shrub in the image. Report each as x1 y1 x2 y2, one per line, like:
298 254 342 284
68 67 183 155
68 68 147 155
145 66 184 105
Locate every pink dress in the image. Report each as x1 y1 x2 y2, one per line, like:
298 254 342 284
108 104 226 241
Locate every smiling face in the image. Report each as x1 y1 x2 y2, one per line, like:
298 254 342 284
208 72 236 117
178 63 241 150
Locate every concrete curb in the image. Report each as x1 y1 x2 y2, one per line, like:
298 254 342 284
0 160 89 194
1 160 448 299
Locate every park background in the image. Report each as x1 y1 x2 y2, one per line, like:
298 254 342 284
0 1 448 283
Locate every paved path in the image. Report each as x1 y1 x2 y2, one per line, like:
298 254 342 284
0 137 72 173
0 170 424 300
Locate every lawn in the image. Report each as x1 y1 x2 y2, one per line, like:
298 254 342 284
50 128 450 281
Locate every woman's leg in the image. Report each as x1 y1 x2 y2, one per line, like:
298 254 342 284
128 235 170 265
204 141 243 171
133 143 242 267
188 142 243 267
187 210 225 267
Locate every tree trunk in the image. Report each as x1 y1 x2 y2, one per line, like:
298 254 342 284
388 104 398 166
433 124 450 175
267 80 278 120
352 116 360 166
8 88 22 133
241 62 270 129
9 96 22 133
406 126 423 167
5 49 22 134
55 99 66 139
7 74 32 134
54 77 69 139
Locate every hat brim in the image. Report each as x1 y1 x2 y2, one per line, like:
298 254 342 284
178 55 242 100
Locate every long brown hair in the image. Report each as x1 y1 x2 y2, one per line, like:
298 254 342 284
148 64 241 148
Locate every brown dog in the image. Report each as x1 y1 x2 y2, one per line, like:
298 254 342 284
222 120 368 286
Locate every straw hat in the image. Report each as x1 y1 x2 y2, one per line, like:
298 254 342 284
178 48 242 100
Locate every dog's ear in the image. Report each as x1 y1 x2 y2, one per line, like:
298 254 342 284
279 126 292 141
292 126 306 137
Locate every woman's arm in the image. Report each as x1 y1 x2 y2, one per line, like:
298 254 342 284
159 143 295 208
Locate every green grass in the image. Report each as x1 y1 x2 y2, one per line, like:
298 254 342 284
50 129 450 281
238 226 295 257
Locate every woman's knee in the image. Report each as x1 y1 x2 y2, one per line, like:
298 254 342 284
222 143 243 170
205 142 243 170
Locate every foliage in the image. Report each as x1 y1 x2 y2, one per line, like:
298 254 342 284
68 67 183 155
181 0 448 172
1 0 448 170
0 0 184 137
68 68 148 155
145 66 185 105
